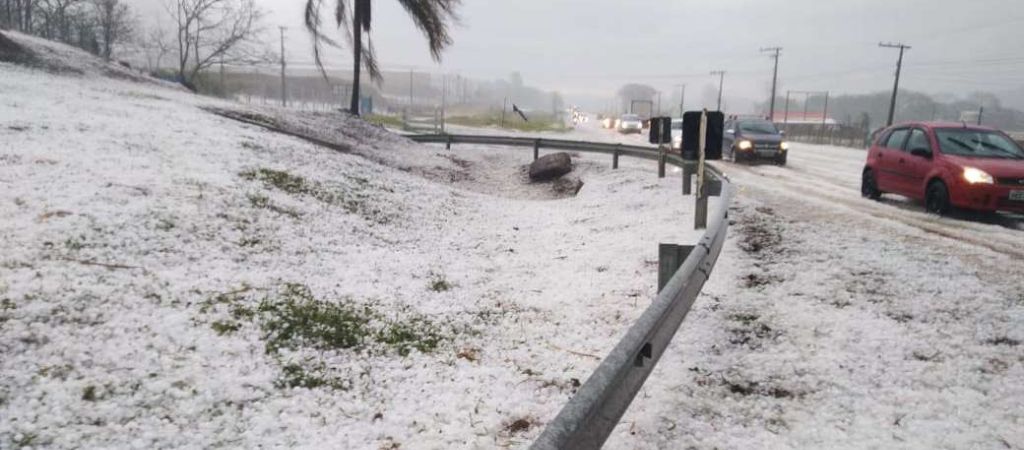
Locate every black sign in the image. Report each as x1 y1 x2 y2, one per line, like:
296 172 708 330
648 116 672 144
682 111 724 160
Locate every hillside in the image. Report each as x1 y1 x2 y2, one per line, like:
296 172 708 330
0 32 701 448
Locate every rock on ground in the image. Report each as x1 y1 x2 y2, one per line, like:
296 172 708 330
528 152 573 181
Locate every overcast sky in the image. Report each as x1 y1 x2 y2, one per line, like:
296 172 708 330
137 0 1024 108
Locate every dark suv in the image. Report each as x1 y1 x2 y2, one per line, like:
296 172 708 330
723 118 789 165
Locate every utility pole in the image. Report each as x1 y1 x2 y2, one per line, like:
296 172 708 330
879 42 911 126
783 90 791 133
676 83 686 116
501 96 508 128
409 69 414 109
710 70 726 111
279 27 287 108
441 73 447 131
761 47 782 121
821 91 830 143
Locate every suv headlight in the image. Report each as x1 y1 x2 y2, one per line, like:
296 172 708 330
737 140 753 150
780 141 789 151
963 167 994 184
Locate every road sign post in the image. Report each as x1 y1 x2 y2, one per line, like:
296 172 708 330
695 110 709 229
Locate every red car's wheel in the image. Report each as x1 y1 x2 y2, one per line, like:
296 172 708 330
925 180 952 215
861 169 881 200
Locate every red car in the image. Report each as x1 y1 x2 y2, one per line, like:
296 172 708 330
861 122 1024 214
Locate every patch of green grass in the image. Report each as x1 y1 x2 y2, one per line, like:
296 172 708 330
237 237 262 248
247 193 301 218
276 363 349 390
240 168 390 224
377 317 445 357
11 432 39 447
64 236 85 251
82 385 97 402
428 275 453 293
257 283 375 354
156 218 176 231
365 114 403 128
211 320 241 335
727 312 760 326
0 298 12 327
240 168 317 197
203 283 452 357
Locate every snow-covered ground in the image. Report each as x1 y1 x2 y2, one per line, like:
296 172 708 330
0 33 723 448
583 134 1023 448
5 30 1021 449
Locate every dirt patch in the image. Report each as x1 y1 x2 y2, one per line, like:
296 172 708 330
724 380 800 399
736 208 783 256
552 176 584 196
743 272 780 288
984 337 1020 347
505 417 536 435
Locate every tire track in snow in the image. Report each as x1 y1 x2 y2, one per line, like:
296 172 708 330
722 159 1024 260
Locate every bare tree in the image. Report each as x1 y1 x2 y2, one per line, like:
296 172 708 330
165 0 263 87
36 0 83 42
1 0 35 31
139 25 174 72
90 0 131 60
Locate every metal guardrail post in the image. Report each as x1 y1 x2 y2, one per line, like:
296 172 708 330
658 146 666 178
446 134 452 150
658 244 693 292
534 139 541 161
682 164 694 195
612 150 619 169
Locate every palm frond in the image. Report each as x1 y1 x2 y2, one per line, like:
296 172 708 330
304 0 345 80
395 0 460 60
363 35 382 82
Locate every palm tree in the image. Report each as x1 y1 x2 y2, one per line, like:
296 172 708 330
304 0 459 116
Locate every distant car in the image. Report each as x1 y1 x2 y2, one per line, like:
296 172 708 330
671 118 683 149
618 114 643 134
862 122 1024 214
723 118 789 165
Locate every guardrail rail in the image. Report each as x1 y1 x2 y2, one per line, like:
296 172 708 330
409 133 734 449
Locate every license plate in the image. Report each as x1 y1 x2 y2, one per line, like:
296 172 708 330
1010 190 1024 202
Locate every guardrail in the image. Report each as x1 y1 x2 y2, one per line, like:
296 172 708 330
409 133 734 449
